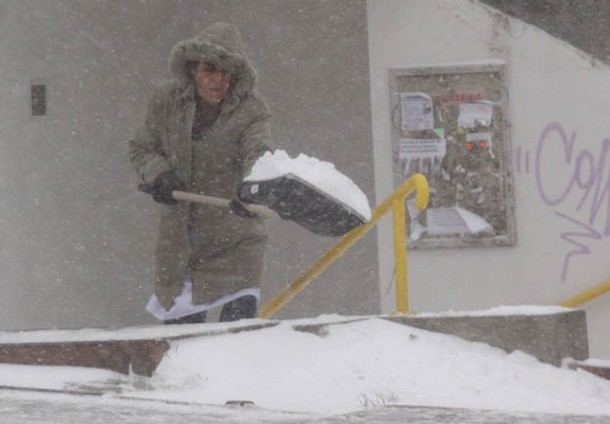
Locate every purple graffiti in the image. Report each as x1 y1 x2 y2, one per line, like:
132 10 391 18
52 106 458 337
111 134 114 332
515 146 531 173
554 212 602 281
536 122 610 280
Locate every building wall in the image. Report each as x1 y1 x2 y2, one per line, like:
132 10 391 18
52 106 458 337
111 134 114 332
3 0 607 359
0 0 378 330
367 0 610 358
481 0 610 65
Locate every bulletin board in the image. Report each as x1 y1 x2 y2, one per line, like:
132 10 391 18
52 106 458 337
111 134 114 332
389 62 515 249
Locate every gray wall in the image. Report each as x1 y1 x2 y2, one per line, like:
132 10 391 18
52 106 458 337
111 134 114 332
481 0 610 65
0 0 378 329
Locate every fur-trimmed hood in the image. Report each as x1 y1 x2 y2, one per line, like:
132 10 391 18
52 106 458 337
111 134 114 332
169 22 256 99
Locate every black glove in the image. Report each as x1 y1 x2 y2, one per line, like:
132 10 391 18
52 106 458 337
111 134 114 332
229 199 258 218
151 170 183 205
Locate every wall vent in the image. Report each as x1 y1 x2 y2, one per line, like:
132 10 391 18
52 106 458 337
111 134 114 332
31 84 47 116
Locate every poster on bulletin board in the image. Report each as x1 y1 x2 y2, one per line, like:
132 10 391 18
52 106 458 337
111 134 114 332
389 62 515 248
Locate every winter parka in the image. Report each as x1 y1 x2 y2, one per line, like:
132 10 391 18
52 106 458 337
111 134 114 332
129 23 272 310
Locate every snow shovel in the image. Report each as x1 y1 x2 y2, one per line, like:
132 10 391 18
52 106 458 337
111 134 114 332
237 174 367 237
138 178 367 237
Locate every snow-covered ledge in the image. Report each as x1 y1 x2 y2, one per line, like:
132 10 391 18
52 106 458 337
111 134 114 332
384 306 588 366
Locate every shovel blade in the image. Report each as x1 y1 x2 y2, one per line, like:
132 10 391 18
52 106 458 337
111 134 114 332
238 175 366 237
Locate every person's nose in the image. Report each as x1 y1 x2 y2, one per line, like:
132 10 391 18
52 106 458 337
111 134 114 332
210 70 229 84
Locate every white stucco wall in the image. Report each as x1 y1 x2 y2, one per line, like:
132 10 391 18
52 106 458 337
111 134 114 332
367 0 610 358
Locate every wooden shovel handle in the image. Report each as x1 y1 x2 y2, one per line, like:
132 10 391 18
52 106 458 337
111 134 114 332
171 190 278 219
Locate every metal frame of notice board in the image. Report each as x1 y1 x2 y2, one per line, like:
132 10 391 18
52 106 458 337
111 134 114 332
389 62 516 249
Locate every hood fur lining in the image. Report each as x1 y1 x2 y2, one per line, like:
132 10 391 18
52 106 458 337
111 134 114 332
168 25 256 99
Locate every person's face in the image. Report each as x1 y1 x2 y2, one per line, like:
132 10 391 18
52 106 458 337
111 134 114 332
192 62 232 105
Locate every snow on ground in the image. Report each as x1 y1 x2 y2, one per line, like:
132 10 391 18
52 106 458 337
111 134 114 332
1 314 609 417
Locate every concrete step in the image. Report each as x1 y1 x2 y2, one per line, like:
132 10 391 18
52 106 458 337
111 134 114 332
384 307 589 367
0 308 591 377
0 320 278 376
568 359 610 380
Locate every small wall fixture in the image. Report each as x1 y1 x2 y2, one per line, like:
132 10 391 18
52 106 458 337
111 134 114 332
31 84 47 116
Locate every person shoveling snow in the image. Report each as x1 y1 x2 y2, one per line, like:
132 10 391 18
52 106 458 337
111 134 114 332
144 149 371 322
129 23 370 325
130 22 273 325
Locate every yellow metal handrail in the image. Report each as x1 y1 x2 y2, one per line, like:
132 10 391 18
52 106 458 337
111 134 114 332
560 279 610 308
259 173 429 318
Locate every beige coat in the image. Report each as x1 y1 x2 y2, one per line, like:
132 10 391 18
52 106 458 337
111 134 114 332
129 23 272 310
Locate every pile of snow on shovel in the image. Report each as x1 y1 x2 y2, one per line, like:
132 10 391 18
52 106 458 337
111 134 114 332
245 149 372 221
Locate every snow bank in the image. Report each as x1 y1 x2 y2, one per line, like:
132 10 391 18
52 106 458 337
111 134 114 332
1 316 609 417
142 318 610 415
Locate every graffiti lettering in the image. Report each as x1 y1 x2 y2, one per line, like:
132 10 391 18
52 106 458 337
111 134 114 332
536 122 610 280
554 212 602 281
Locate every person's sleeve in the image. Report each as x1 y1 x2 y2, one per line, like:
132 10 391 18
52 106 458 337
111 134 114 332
240 107 273 175
128 88 173 185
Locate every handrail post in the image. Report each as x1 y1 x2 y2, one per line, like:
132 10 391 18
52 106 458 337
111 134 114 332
392 198 410 314
258 173 429 319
